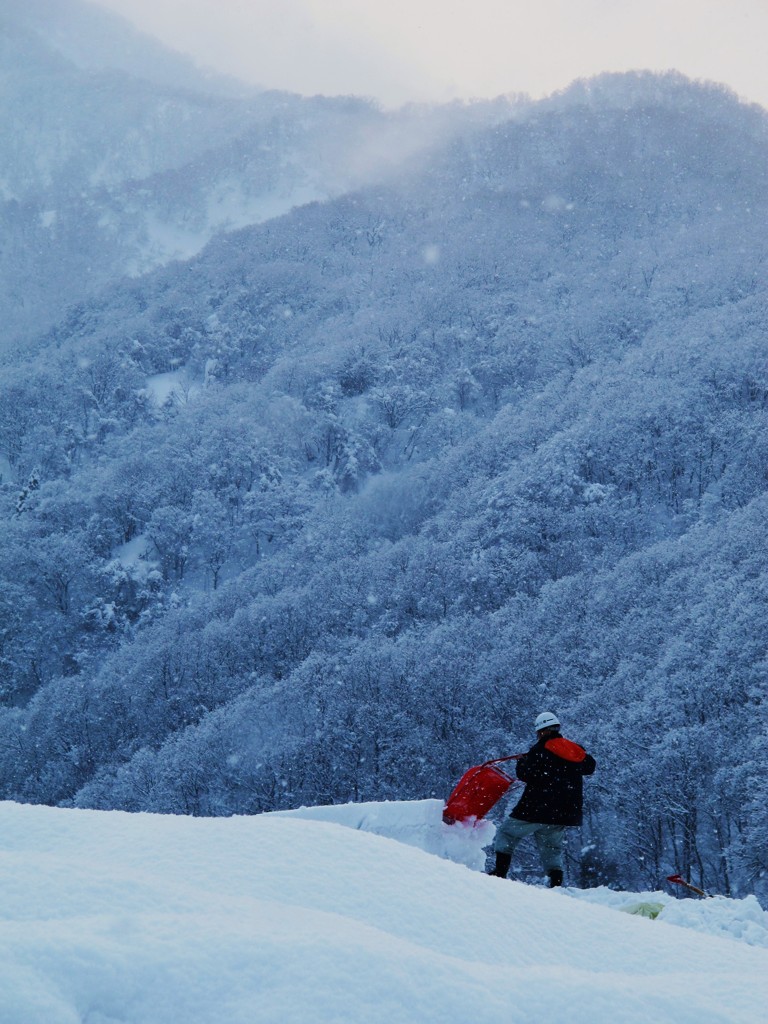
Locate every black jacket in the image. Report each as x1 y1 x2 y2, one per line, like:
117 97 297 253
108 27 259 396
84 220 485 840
511 733 596 827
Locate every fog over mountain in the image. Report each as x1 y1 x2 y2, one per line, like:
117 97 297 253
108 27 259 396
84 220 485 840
0 0 511 349
1 3 767 902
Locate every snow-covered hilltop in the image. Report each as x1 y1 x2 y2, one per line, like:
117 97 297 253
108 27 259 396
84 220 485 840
1 800 766 1023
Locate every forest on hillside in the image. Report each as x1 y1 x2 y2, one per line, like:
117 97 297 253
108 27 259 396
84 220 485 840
1 61 767 898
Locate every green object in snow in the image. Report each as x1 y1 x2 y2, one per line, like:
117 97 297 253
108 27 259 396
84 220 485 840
621 901 665 920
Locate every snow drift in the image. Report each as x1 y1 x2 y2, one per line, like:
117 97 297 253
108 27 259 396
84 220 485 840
1 799 766 1023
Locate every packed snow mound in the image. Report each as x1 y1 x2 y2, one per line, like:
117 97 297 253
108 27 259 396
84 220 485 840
271 796 494 870
1 800 767 1024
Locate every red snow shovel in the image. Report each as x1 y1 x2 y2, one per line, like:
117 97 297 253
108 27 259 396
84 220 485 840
667 874 710 898
442 755 523 825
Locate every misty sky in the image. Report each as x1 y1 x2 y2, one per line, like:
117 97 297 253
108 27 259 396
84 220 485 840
94 0 768 110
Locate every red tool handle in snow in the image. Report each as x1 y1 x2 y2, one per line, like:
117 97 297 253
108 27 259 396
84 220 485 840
442 754 524 825
667 874 709 898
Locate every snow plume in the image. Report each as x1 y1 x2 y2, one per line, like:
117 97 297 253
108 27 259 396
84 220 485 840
0 800 766 1023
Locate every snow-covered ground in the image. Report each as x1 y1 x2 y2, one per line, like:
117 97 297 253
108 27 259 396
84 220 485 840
1 799 766 1023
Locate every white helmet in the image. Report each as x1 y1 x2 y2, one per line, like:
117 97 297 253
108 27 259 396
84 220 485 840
534 711 560 732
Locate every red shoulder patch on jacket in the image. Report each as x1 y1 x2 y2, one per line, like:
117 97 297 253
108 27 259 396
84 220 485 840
545 737 587 763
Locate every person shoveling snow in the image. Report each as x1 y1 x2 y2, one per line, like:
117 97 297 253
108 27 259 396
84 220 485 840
490 711 596 887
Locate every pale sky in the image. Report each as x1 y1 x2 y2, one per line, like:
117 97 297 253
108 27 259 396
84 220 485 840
92 0 768 110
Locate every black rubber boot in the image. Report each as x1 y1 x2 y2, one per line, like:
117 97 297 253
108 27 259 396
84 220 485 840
547 869 564 888
490 852 512 878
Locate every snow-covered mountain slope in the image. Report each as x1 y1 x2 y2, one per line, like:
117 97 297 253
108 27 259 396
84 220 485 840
2 71 766 899
0 4 261 345
2 1 513 348
0 800 765 1024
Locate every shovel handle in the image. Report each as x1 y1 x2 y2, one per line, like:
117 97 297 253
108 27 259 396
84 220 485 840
482 754 525 767
667 874 708 897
